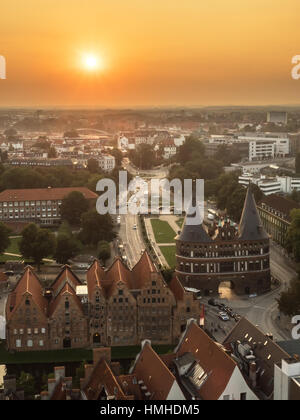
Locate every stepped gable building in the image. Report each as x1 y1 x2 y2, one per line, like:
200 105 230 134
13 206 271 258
6 251 202 352
175 187 271 296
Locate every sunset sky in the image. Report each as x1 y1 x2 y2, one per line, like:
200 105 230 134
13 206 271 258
0 0 300 107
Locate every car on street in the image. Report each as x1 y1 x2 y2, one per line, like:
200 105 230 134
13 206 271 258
208 298 217 306
218 312 230 321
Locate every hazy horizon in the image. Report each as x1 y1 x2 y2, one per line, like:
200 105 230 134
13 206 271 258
1 0 300 107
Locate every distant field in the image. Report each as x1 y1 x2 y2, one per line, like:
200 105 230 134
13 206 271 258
159 245 176 269
150 219 176 244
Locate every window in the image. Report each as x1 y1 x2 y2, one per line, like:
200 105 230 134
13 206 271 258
223 395 230 400
34 328 38 334
16 339 21 348
39 340 44 347
13 329 17 335
41 328 46 334
27 328 32 335
27 340 33 347
240 393 247 401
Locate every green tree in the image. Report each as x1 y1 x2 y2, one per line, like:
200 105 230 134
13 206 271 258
54 233 82 264
110 148 123 167
17 371 36 399
73 361 86 388
20 224 56 270
60 191 89 226
0 223 11 254
87 158 100 173
48 147 57 158
285 209 300 262
129 144 156 170
79 210 114 246
277 274 300 316
97 240 111 266
176 136 205 165
161 268 174 284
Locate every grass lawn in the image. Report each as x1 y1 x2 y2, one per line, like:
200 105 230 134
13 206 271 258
0 237 22 262
150 219 176 244
0 340 173 365
159 245 176 269
176 217 184 228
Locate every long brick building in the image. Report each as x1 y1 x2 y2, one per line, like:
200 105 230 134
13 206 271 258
5 252 201 352
175 187 271 296
0 187 98 226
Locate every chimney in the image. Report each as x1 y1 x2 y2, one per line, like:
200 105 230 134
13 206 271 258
54 366 66 383
93 347 111 366
40 391 49 401
249 362 257 389
47 378 57 396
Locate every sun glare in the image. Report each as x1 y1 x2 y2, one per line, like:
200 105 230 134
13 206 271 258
82 53 102 71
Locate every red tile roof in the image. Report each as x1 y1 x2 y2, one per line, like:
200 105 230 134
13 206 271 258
83 359 133 400
168 275 185 301
175 321 236 400
86 260 105 299
48 282 83 317
51 266 82 294
0 187 98 202
132 342 176 400
131 251 157 289
6 266 48 320
0 272 8 283
86 252 160 298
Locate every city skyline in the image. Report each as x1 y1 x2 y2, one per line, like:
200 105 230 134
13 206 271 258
0 0 300 107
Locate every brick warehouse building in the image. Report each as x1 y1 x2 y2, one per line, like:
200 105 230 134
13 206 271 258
0 187 98 226
5 252 201 352
175 187 271 296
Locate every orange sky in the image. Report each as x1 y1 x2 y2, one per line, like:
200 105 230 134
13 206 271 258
0 0 300 107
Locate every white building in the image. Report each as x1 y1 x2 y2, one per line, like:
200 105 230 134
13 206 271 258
173 320 259 400
98 154 115 172
239 173 300 195
238 134 290 162
274 358 300 400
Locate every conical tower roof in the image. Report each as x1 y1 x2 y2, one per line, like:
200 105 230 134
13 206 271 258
238 187 268 241
178 200 212 243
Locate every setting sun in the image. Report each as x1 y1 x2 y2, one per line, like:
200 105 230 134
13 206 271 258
82 53 102 71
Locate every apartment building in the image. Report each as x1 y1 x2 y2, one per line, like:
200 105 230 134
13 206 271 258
0 187 98 225
98 154 115 172
238 134 290 162
239 174 300 195
257 194 300 247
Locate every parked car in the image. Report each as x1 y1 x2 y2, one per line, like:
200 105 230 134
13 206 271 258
218 312 230 321
208 298 217 306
